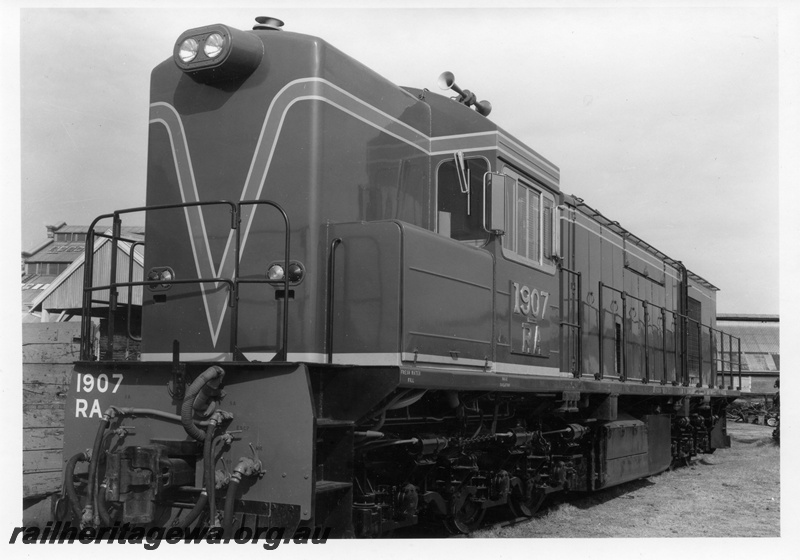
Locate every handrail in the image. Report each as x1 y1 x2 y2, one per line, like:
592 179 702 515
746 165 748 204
327 238 343 364
559 266 582 378
126 241 144 343
80 199 290 362
597 281 741 389
234 200 291 361
81 201 238 359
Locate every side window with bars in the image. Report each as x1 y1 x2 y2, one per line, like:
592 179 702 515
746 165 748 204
501 166 557 270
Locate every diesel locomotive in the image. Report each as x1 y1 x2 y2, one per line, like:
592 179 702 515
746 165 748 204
59 16 742 537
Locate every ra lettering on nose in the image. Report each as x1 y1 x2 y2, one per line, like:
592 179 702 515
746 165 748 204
75 398 102 418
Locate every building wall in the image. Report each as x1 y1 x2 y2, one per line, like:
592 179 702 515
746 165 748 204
717 315 779 395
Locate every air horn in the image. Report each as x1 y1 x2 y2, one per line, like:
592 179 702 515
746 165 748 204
437 71 492 116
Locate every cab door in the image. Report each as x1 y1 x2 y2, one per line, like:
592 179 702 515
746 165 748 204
489 165 564 377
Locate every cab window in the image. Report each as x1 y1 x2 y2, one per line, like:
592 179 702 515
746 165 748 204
436 156 490 243
502 166 557 271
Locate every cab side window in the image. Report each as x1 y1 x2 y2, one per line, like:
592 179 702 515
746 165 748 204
502 166 557 270
437 157 489 243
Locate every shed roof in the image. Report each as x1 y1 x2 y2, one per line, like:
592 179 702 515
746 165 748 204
717 320 779 354
33 244 87 262
23 226 144 263
55 225 102 234
717 314 779 323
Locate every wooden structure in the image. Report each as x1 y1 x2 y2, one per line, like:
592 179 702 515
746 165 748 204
22 323 81 511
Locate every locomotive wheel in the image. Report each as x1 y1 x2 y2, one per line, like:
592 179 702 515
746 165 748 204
508 480 546 518
444 488 485 534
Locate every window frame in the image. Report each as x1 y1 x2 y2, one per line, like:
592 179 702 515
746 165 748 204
500 165 558 275
435 155 492 245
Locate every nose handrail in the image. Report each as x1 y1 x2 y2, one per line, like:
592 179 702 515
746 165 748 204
80 199 290 361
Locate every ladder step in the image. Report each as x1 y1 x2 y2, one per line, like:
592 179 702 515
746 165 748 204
316 418 354 428
315 480 352 494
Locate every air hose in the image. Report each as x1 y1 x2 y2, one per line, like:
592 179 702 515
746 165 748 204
181 366 225 442
204 421 218 525
177 492 208 529
64 451 89 521
96 430 117 526
82 411 112 527
222 455 263 538
178 415 228 529
222 477 240 538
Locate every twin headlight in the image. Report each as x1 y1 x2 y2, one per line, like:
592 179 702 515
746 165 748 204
177 33 225 63
173 24 263 83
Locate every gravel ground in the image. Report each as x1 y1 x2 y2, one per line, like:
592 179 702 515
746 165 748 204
473 421 780 538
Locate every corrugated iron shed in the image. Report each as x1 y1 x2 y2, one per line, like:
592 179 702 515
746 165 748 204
717 315 779 374
22 224 134 314
29 230 145 319
33 244 89 263
717 316 779 353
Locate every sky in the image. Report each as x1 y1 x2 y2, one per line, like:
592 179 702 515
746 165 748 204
5 1 796 318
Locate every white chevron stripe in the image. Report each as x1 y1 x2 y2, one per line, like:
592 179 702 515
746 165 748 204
149 77 557 348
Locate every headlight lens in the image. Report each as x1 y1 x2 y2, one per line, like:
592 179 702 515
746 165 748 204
267 264 285 282
178 38 199 62
204 33 225 58
160 269 174 284
288 262 305 283
147 267 175 290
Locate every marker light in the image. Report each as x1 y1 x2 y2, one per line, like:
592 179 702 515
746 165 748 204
267 264 285 282
267 261 306 285
147 267 175 290
177 38 199 62
287 262 305 283
204 33 225 58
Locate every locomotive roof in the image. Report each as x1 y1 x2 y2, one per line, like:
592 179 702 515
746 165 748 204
402 86 560 192
565 194 719 292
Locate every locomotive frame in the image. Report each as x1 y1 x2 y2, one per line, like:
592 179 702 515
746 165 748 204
57 16 742 537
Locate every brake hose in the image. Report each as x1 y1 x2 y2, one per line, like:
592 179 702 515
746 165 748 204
82 412 112 527
204 421 218 525
64 451 89 520
96 431 117 526
222 477 240 538
177 492 208 529
181 366 225 442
